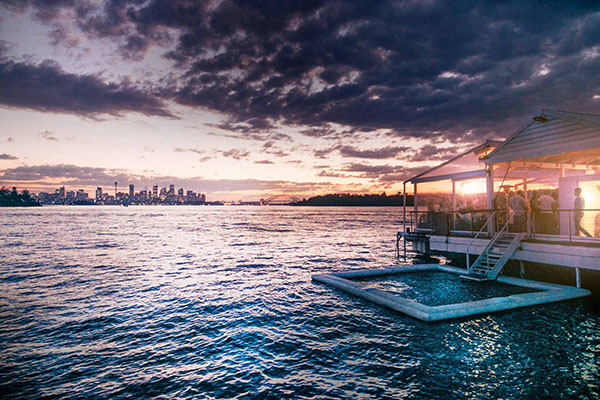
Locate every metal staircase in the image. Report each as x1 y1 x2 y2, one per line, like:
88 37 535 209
461 215 523 281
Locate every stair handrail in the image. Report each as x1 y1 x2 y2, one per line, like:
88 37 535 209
496 212 515 238
470 212 516 274
465 210 497 269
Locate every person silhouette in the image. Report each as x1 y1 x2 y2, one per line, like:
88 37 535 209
509 190 528 232
573 187 592 237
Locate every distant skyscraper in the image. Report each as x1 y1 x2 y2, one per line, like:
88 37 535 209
59 186 65 198
152 185 158 198
114 181 117 197
96 187 102 201
129 184 134 198
169 184 175 195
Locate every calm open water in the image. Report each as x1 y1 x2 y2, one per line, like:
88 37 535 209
1 206 599 399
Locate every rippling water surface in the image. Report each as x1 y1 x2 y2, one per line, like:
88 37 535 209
1 206 599 399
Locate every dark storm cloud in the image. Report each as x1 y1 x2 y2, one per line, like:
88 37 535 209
0 153 18 160
220 148 250 160
313 145 409 159
0 60 173 117
260 141 290 158
334 162 431 183
409 145 462 162
3 1 600 140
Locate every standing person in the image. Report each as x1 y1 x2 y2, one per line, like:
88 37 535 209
537 190 556 234
509 190 528 232
530 191 540 233
494 191 507 227
574 187 592 237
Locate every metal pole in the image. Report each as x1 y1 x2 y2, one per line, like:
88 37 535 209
403 182 407 234
569 210 572 244
413 183 418 215
576 267 581 288
470 212 473 236
486 165 495 235
520 260 525 279
451 179 456 231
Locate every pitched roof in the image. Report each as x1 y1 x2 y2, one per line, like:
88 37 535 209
405 140 500 184
484 109 600 165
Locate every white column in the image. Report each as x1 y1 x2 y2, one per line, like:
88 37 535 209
451 179 456 231
486 165 495 235
524 178 531 238
414 183 418 214
403 182 407 233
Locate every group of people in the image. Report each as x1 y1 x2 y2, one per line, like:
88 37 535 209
495 187 592 237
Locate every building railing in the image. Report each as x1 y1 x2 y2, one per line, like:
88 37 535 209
530 208 600 243
408 209 501 237
405 208 600 243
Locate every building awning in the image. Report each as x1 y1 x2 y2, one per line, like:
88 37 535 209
484 109 600 166
405 140 500 184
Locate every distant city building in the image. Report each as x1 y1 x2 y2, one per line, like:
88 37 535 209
35 183 207 206
76 189 88 201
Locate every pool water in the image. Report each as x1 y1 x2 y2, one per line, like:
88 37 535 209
358 271 540 306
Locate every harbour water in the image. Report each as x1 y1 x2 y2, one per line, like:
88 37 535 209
1 206 599 399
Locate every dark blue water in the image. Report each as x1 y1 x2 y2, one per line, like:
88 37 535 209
0 206 598 399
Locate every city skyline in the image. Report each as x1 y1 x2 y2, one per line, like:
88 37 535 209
1 2 599 200
28 182 208 205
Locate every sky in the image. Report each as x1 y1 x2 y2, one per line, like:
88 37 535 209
0 0 599 200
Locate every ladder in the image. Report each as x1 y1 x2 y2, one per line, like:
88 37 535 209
461 215 523 281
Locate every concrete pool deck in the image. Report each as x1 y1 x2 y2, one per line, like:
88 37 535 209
312 264 591 322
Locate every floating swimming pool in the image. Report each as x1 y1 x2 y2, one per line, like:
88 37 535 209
312 264 591 322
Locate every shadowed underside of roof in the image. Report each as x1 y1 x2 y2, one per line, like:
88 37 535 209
484 109 600 165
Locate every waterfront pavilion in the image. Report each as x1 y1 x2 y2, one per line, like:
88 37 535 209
404 109 600 241
401 109 600 287
484 109 600 241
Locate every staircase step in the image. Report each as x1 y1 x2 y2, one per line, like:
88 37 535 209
460 273 494 282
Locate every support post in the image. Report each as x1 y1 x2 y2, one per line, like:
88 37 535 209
520 260 525 279
576 268 581 288
413 183 418 227
403 182 407 259
523 178 531 239
451 179 456 231
403 182 407 233
486 165 495 235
